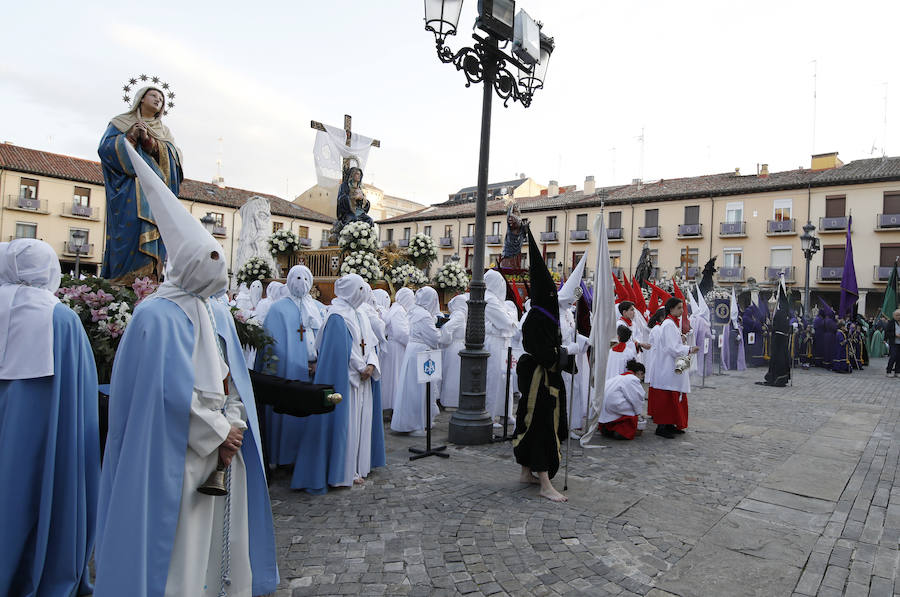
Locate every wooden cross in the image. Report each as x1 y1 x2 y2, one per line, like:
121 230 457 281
680 246 694 277
359 337 366 355
298 324 305 341
310 114 381 173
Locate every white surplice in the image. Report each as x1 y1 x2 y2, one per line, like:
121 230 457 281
606 341 638 380
653 317 691 394
598 373 645 423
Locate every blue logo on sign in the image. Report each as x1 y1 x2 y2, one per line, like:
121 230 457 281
423 359 436 376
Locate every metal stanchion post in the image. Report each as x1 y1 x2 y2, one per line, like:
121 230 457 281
409 382 449 461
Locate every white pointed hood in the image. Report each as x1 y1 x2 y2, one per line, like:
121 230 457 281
558 252 588 307
124 141 228 394
695 284 710 322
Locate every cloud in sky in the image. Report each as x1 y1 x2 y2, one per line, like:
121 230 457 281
1 0 899 207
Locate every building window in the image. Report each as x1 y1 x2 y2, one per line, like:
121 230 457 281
424 225 432 237
19 178 38 199
15 222 37 239
684 205 700 225
321 229 329 241
770 247 792 267
649 249 659 267
546 215 557 232
822 245 845 267
881 244 900 267
644 209 659 228
609 250 621 269
73 187 91 207
723 248 742 267
443 255 453 264
467 223 475 235
297 226 309 239
490 253 502 266
386 229 394 241
272 222 284 232
403 227 411 239
725 202 743 223
609 211 622 229
773 199 792 221
884 192 900 215
572 251 585 270
545 252 556 270
491 221 501 235
210 212 224 226
444 224 453 237
576 214 588 231
825 195 846 218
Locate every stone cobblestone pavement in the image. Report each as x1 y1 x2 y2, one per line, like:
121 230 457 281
267 361 900 596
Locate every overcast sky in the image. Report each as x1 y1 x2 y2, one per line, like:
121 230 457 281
2 1 898 207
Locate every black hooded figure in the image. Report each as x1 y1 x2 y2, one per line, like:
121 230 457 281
512 230 575 502
761 287 792 386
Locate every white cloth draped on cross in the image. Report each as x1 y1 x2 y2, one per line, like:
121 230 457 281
313 123 375 187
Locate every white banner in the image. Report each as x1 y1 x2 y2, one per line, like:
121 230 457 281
313 123 374 188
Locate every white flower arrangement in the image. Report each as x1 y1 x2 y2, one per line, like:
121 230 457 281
339 221 378 253
434 261 469 292
267 230 301 257
705 288 731 302
237 257 273 285
339 250 383 283
407 233 437 266
389 262 428 288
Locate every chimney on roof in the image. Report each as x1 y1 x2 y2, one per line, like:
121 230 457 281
520 172 526 180
811 152 843 171
584 175 595 195
759 163 769 178
734 167 741 176
548 180 559 196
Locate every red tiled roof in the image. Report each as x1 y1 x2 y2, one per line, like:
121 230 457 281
0 143 334 224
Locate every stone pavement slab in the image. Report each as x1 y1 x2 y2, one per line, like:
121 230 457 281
761 453 859 502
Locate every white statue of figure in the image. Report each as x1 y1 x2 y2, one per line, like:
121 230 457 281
234 196 277 286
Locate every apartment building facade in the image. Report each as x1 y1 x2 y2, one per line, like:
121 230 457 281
0 143 335 282
378 153 900 316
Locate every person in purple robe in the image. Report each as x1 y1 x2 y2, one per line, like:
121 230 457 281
831 320 852 373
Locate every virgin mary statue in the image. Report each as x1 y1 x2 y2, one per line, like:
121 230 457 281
98 86 183 282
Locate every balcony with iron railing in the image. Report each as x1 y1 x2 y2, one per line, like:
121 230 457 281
540 230 559 243
719 221 746 237
6 195 49 214
874 265 895 282
679 266 700 278
380 240 393 248
62 202 100 220
817 265 843 282
297 237 311 248
461 236 475 247
486 235 502 245
764 265 795 282
63 241 95 257
570 229 589 241
718 266 745 282
212 225 227 237
766 219 796 235
677 223 703 238
439 236 453 248
819 216 849 233
637 226 660 240
875 213 900 230
320 238 338 248
607 227 624 241
611 266 623 277
398 238 410 248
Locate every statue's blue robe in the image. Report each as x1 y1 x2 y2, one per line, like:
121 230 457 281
290 314 385 494
0 304 99 597
254 297 318 466
93 298 277 597
98 125 182 280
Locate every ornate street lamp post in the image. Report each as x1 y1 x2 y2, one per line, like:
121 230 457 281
71 229 87 278
200 213 217 235
424 0 554 444
800 220 820 317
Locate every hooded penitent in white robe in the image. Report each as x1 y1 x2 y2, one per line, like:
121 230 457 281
484 270 516 420
557 254 590 428
319 274 381 484
253 281 283 323
381 287 413 410
391 287 441 432
598 373 645 423
439 293 468 408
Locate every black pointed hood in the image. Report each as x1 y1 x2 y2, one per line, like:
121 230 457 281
522 228 562 367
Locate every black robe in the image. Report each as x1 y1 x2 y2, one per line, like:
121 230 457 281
763 311 791 386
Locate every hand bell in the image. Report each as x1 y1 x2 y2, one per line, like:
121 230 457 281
198 462 228 496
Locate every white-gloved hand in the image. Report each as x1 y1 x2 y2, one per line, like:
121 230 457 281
565 342 578 354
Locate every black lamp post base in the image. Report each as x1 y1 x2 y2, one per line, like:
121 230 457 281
448 410 494 445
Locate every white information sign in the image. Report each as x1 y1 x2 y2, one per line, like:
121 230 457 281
703 337 710 354
717 334 724 348
416 350 443 384
748 332 756 345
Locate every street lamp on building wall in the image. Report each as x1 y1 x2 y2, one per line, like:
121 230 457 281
71 229 87 279
800 220 820 316
200 213 217 235
424 0 554 444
